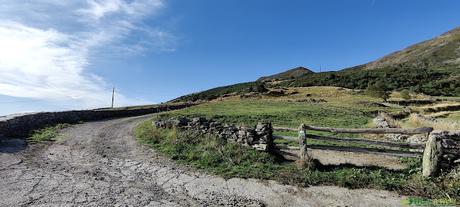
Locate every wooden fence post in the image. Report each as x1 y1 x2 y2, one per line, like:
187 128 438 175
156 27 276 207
298 124 308 162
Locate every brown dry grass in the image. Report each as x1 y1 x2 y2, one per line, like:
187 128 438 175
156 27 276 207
399 114 460 131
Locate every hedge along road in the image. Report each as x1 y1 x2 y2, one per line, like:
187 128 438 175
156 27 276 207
0 115 405 207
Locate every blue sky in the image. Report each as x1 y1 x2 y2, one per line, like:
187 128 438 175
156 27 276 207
0 0 459 115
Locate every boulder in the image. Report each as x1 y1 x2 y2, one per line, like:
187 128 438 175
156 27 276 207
169 117 190 128
373 116 390 129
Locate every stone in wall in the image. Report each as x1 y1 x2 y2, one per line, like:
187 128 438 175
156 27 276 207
254 122 273 151
406 134 429 144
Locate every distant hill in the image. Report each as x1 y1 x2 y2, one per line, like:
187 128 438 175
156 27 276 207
257 67 314 82
359 27 460 72
173 27 460 102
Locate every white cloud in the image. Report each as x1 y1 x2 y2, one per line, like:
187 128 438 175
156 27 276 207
80 0 164 21
0 21 107 105
0 0 172 111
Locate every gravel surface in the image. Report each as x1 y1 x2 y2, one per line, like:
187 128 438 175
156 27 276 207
0 115 406 206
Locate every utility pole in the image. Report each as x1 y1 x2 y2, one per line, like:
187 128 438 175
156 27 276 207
111 87 115 108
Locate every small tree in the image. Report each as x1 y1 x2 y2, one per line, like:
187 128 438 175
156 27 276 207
455 87 460 97
400 89 411 100
366 81 390 101
254 82 269 93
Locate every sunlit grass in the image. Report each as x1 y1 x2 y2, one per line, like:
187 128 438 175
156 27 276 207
161 87 398 129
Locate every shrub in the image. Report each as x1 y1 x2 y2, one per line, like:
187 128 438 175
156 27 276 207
366 81 390 101
253 82 269 93
27 123 71 143
401 89 412 100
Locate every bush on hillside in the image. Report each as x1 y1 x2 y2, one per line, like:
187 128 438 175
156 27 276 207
401 89 412 100
366 81 390 101
252 82 269 93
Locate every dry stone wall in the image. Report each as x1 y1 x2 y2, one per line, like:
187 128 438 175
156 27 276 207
373 113 428 144
154 117 274 152
0 103 194 140
423 131 460 177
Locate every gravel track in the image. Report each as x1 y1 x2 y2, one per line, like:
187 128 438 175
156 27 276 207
0 115 406 206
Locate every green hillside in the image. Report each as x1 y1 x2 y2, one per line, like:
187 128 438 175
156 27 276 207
359 27 460 71
282 67 458 96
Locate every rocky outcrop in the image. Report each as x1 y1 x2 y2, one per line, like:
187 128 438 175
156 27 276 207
154 117 274 152
373 116 391 129
0 103 195 140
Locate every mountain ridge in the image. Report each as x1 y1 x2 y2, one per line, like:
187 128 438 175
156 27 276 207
257 67 314 82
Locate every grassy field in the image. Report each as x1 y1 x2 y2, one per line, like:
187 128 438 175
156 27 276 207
162 87 396 129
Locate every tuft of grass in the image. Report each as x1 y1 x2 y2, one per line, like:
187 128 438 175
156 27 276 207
27 123 70 143
135 120 460 200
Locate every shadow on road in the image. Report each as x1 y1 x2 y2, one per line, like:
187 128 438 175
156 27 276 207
0 139 26 153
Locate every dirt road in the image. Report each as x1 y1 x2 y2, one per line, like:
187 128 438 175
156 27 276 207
0 115 406 206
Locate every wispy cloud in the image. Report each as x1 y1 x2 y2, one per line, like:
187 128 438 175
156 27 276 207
0 0 173 110
79 0 164 21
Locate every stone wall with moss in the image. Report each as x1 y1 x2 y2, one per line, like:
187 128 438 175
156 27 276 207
154 117 274 152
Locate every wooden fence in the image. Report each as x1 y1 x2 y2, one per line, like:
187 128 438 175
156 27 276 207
273 125 433 162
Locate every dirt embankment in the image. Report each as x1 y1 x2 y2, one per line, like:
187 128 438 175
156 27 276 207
0 115 405 207
423 104 460 113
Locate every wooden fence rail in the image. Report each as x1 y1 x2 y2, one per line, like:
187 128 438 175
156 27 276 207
274 126 433 135
312 145 420 158
273 124 433 164
273 135 425 150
